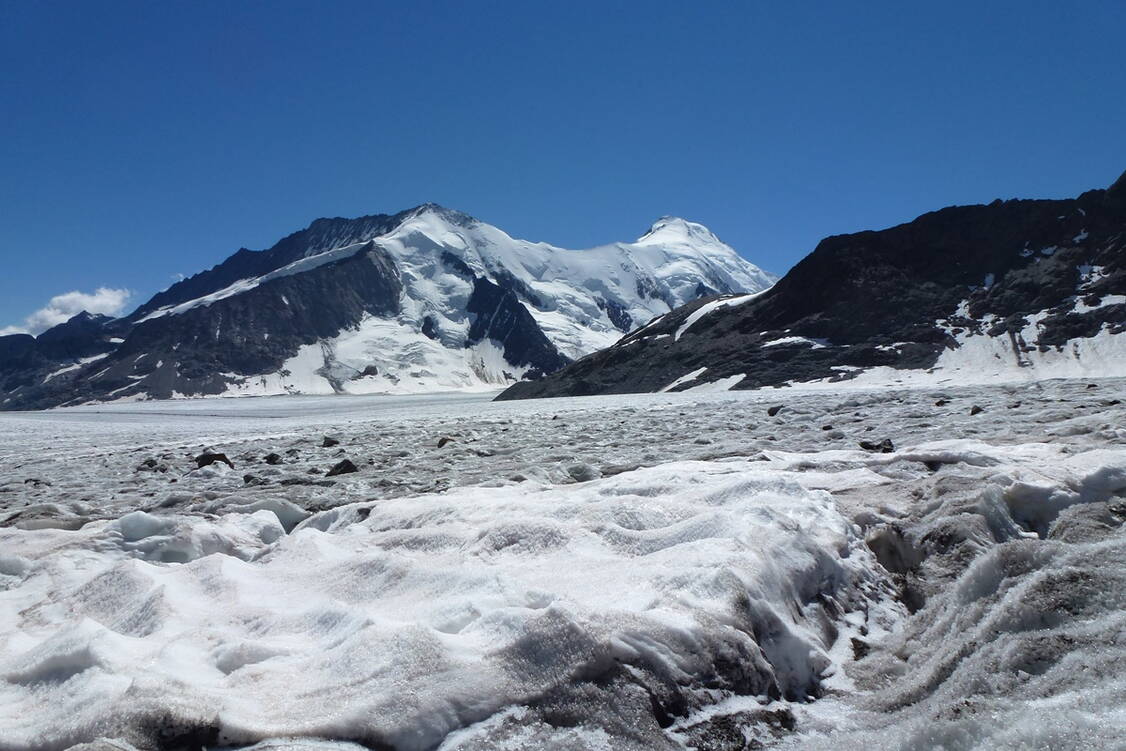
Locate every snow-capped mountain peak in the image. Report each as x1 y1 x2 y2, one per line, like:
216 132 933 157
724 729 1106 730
403 202 479 230
501 172 1126 401
1 206 777 409
348 207 777 362
636 215 726 248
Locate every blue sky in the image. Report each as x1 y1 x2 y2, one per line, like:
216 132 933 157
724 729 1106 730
2 1 1124 333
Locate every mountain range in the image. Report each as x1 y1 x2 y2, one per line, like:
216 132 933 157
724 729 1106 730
499 170 1126 400
5 171 1124 412
0 206 774 410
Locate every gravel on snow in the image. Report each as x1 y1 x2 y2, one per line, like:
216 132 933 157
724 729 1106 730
0 378 1124 750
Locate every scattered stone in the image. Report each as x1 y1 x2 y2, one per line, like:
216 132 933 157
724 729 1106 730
970 405 984 416
821 424 834 430
195 452 234 470
437 436 455 448
326 459 359 477
851 637 871 660
767 405 784 417
859 438 895 453
322 436 340 448
1087 383 1098 389
243 474 267 487
263 452 282 465
23 478 51 487
1009 402 1022 409
136 458 169 473
934 399 948 407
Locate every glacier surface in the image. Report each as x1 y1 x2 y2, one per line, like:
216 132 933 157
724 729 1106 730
1 378 1124 750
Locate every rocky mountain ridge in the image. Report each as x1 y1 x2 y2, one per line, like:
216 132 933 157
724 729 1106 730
0 205 774 410
499 171 1126 400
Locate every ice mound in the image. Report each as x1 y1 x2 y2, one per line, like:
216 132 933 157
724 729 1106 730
0 460 890 751
777 537 1126 750
771 443 1126 750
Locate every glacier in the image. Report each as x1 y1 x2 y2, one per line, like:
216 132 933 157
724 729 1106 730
1 378 1123 749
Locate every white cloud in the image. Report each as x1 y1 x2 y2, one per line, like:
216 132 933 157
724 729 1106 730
2 287 132 336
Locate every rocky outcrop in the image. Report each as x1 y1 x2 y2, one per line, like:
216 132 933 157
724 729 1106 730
466 277 569 378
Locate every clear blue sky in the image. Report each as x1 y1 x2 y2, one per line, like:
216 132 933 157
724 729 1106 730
2 1 1124 333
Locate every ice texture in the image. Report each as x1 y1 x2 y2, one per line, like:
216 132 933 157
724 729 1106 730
0 377 1124 749
0 462 888 750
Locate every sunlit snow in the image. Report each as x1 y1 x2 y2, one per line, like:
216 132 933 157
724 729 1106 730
1 379 1123 749
126 207 777 399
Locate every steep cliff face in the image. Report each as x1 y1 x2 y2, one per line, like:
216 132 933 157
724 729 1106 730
499 172 1126 401
0 205 773 409
465 277 569 378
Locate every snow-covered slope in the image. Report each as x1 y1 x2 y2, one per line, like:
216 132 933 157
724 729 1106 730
500 170 1126 400
0 206 776 409
139 208 772 356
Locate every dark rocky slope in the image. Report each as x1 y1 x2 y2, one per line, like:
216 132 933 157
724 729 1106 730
131 211 414 321
498 170 1126 400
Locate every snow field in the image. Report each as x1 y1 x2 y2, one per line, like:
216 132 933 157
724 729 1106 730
0 462 887 750
0 378 1124 749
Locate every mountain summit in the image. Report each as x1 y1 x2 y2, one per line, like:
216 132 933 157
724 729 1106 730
499 173 1126 400
637 216 725 246
0 206 775 410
